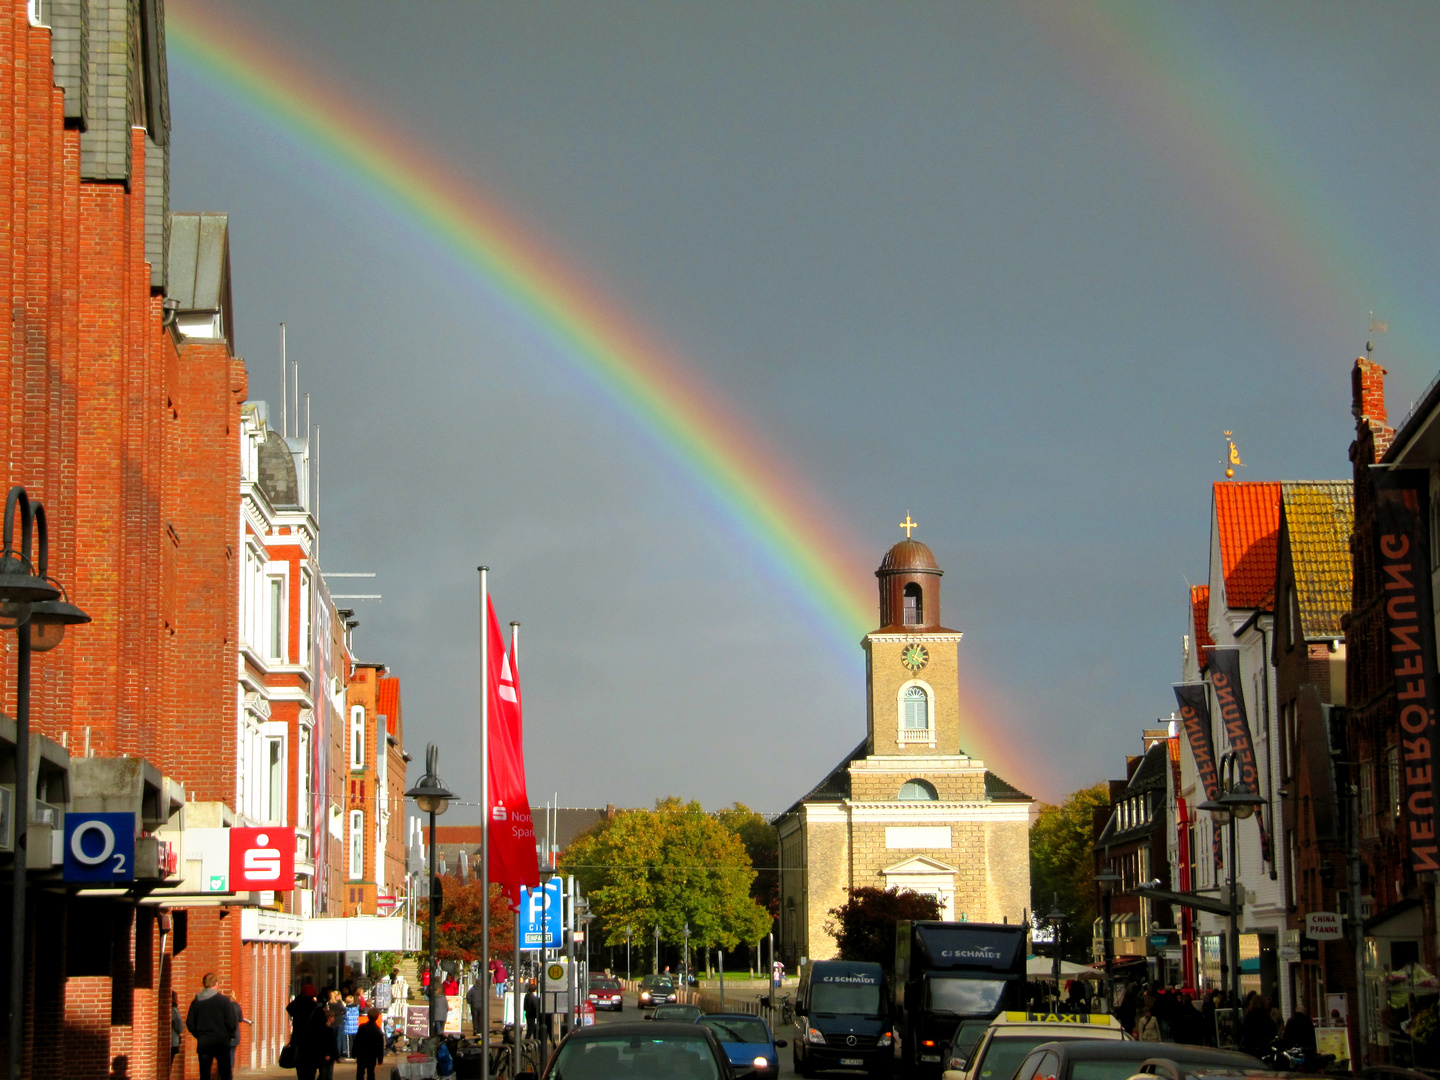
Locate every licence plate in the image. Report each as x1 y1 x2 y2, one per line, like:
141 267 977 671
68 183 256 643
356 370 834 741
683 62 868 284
920 1055 941 1063
841 1059 864 1067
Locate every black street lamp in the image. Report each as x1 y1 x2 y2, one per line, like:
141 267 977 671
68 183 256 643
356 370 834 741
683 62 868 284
625 925 632 983
1094 867 1121 1009
406 744 453 1036
2 487 86 1080
1045 895 1066 1011
1200 750 1265 1006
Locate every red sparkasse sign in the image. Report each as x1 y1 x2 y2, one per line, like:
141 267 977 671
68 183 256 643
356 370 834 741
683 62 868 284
229 826 296 891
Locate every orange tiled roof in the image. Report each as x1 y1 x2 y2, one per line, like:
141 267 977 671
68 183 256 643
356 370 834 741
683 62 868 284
1280 481 1353 638
1214 482 1283 611
377 676 400 733
1190 585 1213 670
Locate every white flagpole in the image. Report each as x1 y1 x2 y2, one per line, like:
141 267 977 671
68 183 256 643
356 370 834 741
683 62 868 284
479 566 491 1080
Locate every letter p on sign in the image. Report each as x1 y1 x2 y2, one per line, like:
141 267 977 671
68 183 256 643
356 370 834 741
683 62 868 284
230 826 296 891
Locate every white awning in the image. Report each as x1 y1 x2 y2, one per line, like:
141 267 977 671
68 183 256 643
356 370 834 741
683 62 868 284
294 915 422 953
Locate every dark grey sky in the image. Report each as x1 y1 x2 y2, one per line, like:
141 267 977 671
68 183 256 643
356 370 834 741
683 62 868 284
168 1 1440 811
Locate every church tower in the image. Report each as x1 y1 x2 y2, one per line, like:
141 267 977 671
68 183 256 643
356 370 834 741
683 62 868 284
775 520 1034 965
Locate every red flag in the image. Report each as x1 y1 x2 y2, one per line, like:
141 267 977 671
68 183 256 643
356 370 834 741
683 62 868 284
486 597 540 905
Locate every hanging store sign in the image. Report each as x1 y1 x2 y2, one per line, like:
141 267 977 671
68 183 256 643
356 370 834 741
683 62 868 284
64 812 136 883
229 826 296 891
1373 469 1440 873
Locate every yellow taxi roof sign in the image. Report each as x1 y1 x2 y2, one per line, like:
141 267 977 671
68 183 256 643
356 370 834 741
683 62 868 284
997 1012 1124 1028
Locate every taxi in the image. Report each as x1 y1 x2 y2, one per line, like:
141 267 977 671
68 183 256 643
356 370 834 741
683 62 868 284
946 1012 1128 1080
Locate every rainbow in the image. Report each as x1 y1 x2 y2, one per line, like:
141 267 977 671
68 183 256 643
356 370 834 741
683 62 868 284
1025 3 1435 364
164 5 1032 789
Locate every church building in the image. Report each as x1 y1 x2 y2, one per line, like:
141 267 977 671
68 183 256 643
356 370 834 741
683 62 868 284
776 529 1034 963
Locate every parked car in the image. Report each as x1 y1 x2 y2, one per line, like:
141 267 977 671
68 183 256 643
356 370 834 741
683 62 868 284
700 1013 788 1079
1009 1040 1260 1080
589 976 625 1012
514 1021 735 1080
638 975 676 1008
652 1004 705 1022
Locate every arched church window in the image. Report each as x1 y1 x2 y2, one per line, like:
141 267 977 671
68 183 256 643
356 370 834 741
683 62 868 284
898 779 939 801
903 583 923 625
903 685 929 729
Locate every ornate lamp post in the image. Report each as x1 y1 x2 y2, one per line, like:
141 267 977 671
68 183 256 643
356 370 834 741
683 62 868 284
2 487 87 1080
1044 895 1066 1011
406 745 453 1035
1200 750 1264 1006
1094 867 1121 1009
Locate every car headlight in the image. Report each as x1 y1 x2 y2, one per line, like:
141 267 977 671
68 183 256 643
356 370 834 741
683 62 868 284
877 1032 893 1047
753 1058 769 1069
806 1028 826 1045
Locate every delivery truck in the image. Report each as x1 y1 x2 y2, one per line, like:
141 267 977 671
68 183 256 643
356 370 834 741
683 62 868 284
892 921 1029 1076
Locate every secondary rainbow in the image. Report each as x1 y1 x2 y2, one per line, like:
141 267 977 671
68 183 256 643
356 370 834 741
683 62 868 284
164 5 1030 786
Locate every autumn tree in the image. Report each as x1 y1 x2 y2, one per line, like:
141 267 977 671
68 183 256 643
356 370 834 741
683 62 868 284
422 875 515 963
717 803 779 918
561 798 772 960
1029 781 1110 962
824 886 943 971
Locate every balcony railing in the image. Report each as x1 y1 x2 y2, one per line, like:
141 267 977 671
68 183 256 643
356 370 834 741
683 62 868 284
899 726 935 743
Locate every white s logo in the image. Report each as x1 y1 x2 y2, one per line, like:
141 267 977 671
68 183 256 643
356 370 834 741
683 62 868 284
244 847 281 881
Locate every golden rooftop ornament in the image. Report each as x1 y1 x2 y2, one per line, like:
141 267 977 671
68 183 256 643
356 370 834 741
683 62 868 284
1223 431 1244 479
899 514 918 539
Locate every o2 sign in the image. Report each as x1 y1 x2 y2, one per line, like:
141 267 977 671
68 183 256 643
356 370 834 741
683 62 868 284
64 812 136 882
229 826 295 891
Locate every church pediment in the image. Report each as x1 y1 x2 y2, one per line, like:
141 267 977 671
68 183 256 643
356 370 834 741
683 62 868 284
881 854 959 876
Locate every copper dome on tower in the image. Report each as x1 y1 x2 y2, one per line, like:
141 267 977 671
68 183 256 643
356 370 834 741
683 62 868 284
877 539 941 574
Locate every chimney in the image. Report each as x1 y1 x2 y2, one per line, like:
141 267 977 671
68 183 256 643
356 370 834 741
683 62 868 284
1352 356 1395 462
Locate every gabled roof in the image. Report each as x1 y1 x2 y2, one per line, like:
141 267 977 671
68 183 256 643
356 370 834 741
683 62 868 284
881 854 960 875
377 676 401 734
1190 585 1214 671
1214 482 1283 611
985 771 1032 802
1094 740 1169 847
1279 481 1353 639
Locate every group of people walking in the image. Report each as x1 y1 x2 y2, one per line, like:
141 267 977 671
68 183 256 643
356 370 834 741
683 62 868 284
179 973 249 1080
284 982 389 1080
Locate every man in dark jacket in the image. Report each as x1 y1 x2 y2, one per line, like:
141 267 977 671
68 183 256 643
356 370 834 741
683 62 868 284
352 1007 387 1080
186 972 239 1080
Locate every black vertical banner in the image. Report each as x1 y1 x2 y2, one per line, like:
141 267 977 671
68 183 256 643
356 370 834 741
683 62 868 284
1206 646 1273 863
1175 682 1224 873
1373 469 1440 873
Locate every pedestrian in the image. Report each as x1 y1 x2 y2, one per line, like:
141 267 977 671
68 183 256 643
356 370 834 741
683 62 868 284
353 1007 387 1080
343 995 360 1057
170 991 183 1069
494 959 509 999
467 976 488 1035
185 973 238 1080
432 982 450 1035
1138 1007 1162 1042
1239 994 1277 1057
327 990 347 1058
1283 1006 1318 1064
524 980 541 1041
443 971 460 996
223 989 246 1070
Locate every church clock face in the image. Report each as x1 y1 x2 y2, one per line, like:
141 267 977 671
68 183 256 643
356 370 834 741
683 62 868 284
901 643 929 671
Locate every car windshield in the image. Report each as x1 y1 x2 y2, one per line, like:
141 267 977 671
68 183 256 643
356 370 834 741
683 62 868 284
949 1019 992 1060
701 1018 770 1044
926 978 1008 1015
592 980 622 991
810 980 883 1016
978 1037 1089 1080
641 978 673 990
551 1034 720 1080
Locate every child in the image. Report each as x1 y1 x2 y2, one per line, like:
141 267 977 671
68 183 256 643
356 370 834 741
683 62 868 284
342 995 359 1059
353 1007 387 1080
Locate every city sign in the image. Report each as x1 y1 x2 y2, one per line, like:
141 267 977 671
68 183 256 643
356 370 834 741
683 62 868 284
521 878 564 949
229 826 296 891
1305 912 1343 940
64 812 136 883
1148 934 1169 949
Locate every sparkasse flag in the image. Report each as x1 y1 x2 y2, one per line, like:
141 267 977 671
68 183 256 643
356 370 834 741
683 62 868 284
486 597 540 906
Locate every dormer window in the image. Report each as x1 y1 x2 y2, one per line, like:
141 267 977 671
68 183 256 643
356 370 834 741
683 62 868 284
903 583 923 626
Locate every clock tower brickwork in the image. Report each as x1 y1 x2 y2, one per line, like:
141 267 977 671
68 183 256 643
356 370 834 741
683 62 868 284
776 533 1034 965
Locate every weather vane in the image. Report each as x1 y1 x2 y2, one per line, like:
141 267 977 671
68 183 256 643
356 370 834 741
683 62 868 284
899 514 918 539
1367 311 1388 356
1222 432 1244 479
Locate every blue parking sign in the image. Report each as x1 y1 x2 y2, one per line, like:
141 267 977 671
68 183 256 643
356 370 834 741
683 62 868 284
64 812 136 883
520 878 563 949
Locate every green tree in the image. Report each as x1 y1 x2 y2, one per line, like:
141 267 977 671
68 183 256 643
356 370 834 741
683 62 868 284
717 803 779 918
823 886 943 971
1029 781 1110 962
560 798 772 961
367 952 400 978
422 875 514 963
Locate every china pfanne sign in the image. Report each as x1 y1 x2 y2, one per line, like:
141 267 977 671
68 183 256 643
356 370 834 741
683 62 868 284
228 826 295 891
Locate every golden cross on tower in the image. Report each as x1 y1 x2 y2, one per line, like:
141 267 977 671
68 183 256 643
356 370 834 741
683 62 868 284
899 514 918 539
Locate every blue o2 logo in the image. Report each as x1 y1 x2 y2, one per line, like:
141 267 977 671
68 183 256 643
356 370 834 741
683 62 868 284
63 812 136 882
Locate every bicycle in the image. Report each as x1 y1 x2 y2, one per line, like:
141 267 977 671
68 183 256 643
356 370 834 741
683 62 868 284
778 992 794 1025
